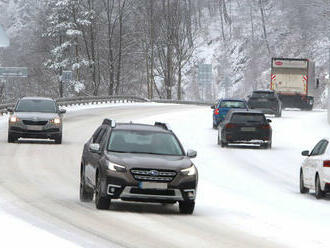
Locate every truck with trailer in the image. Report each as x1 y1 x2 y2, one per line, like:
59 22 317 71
270 58 319 110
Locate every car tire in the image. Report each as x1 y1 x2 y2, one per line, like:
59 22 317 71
95 172 111 210
7 133 16 143
80 166 93 202
275 110 282 117
262 142 272 149
315 175 324 199
299 170 309 194
54 134 62 144
179 200 195 214
221 140 227 148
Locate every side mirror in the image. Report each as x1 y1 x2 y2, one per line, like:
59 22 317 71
187 149 197 158
301 150 310 156
59 109 66 114
267 119 272 123
89 143 101 153
316 78 319 89
210 105 215 109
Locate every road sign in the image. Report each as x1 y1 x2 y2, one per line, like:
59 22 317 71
62 70 72 82
0 67 28 77
198 64 212 85
0 25 10 47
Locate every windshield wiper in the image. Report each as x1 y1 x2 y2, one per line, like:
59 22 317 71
108 150 129 153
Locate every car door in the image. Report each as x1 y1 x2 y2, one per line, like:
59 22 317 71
305 140 324 186
311 140 328 185
85 127 102 185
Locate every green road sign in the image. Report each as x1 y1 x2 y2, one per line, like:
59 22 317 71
198 64 212 85
0 67 28 77
0 25 10 47
62 70 72 82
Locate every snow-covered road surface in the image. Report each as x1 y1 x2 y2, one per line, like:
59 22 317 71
0 103 329 247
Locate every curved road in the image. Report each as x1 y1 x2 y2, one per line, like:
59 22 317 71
0 104 284 248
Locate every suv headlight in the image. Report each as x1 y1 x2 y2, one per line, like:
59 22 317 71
108 161 126 172
50 118 61 124
181 164 196 176
9 116 19 123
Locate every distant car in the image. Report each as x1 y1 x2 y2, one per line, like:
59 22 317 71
80 119 198 214
211 99 249 128
300 138 330 199
247 90 282 117
7 97 66 144
217 109 272 148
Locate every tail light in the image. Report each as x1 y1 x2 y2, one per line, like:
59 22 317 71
323 160 330 167
225 123 236 129
214 108 219 115
261 124 270 129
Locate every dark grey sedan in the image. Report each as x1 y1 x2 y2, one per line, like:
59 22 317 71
7 97 66 144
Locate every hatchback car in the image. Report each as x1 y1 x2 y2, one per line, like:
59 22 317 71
300 138 330 199
7 97 66 144
80 119 198 214
211 99 248 128
217 109 272 148
247 90 282 117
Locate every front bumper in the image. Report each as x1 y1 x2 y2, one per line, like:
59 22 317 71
100 170 197 203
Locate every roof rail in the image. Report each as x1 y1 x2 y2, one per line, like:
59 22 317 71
102 118 116 128
154 122 171 130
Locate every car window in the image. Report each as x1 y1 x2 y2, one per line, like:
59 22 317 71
319 140 329 155
220 101 246 109
95 128 106 144
310 140 325 156
108 130 184 156
15 99 56 113
230 113 266 123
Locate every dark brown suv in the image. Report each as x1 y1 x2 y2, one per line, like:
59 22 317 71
80 119 198 214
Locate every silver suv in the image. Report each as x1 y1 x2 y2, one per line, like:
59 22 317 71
7 97 66 144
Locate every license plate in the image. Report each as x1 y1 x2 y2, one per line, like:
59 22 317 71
27 125 43 131
241 127 256 132
139 182 168 189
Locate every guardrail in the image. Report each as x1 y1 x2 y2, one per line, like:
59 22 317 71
0 96 212 115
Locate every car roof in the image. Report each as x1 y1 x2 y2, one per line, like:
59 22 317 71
220 98 246 102
253 90 274 93
20 96 55 101
112 123 171 133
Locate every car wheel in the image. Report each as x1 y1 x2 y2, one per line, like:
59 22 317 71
7 133 16 143
221 139 227 148
80 165 93 202
299 170 309 194
54 134 62 144
262 142 272 149
95 172 111 209
315 175 324 199
179 200 195 214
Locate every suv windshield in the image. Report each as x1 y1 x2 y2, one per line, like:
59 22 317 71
108 130 184 156
16 99 56 113
231 113 266 123
220 101 246 108
252 92 275 98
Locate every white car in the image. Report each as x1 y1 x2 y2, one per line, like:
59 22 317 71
300 138 330 199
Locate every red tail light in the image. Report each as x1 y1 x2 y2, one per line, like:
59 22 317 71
261 124 270 129
214 108 219 115
225 123 236 129
323 160 330 167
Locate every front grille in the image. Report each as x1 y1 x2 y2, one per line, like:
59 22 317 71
131 168 177 182
130 188 175 196
23 120 48 125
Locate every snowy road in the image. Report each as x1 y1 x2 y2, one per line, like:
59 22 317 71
0 103 329 248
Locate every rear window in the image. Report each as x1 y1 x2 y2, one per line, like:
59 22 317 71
16 99 56 113
219 101 246 108
252 92 275 98
230 113 266 123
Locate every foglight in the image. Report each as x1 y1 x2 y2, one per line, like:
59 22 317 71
9 116 19 123
181 164 196 176
108 161 126 172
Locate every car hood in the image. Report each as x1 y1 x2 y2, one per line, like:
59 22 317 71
105 152 192 171
14 112 59 120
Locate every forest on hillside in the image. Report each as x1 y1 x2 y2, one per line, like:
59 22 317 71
0 0 329 105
